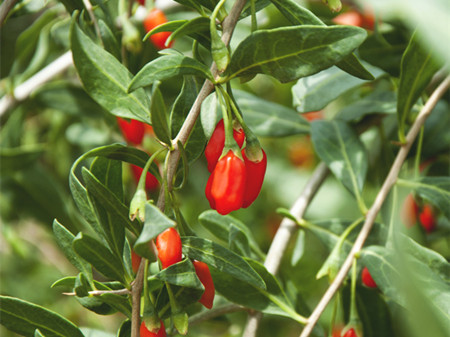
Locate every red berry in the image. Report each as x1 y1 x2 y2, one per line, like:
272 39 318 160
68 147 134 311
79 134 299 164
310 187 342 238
242 148 267 208
117 117 146 145
205 169 216 209
361 266 377 288
302 110 323 122
419 204 436 233
205 119 245 172
131 250 142 274
155 228 182 270
131 164 159 191
140 320 166 337
143 9 173 50
401 194 419 228
332 10 365 28
193 260 215 309
209 150 246 215
342 327 357 337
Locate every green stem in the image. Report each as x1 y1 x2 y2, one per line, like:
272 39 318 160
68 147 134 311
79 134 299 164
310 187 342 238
250 0 257 32
263 291 308 324
414 126 425 178
349 258 358 321
216 86 239 153
385 185 398 249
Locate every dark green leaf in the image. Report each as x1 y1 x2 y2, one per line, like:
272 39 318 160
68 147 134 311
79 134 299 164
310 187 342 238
154 259 203 290
117 320 131 337
98 19 121 60
71 20 151 123
397 31 441 141
128 54 212 92
269 0 374 80
150 83 172 145
99 293 132 318
52 220 92 279
0 296 85 337
181 236 266 289
311 120 368 196
167 17 210 46
234 90 310 137
73 233 126 283
74 273 117 315
228 224 251 257
134 203 176 259
227 25 367 83
292 65 384 112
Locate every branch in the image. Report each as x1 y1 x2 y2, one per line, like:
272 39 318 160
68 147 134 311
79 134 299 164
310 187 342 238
0 51 73 117
63 288 131 296
242 162 329 337
299 75 450 337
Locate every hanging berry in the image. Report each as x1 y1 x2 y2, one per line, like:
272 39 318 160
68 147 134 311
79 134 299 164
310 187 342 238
155 228 182 269
117 117 146 145
143 8 173 50
242 148 267 208
193 260 215 309
419 203 436 233
361 267 377 288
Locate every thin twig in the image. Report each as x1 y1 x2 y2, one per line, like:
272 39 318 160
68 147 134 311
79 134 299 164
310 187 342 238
82 0 103 45
299 75 450 337
242 163 329 337
0 51 73 117
63 288 131 296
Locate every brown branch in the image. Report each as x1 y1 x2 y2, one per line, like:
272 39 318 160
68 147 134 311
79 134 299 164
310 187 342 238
299 75 450 337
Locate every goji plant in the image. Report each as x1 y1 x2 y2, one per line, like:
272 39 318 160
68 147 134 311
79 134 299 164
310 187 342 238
0 1 449 337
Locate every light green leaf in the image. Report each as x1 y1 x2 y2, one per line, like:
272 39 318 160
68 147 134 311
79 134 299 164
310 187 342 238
128 54 212 92
150 82 172 145
181 236 266 290
154 259 204 290
311 120 368 197
0 296 85 337
71 20 151 123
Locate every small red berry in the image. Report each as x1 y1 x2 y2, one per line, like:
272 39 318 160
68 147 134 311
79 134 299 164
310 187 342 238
117 117 146 145
143 9 173 50
342 327 357 337
131 164 159 191
419 204 436 233
193 260 215 309
242 148 267 208
140 320 166 337
302 110 323 122
361 266 377 288
155 228 182 270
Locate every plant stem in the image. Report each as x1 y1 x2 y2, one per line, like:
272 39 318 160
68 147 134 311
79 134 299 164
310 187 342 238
298 75 450 337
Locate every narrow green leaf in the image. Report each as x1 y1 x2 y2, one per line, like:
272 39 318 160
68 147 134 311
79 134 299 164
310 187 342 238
200 93 222 139
228 224 251 257
227 25 367 83
134 203 176 259
98 19 121 60
0 296 85 337
150 83 172 145
52 220 92 280
291 230 305 266
73 233 126 283
167 17 210 46
74 273 117 315
292 65 384 112
181 236 266 290
311 120 368 197
269 0 374 80
71 20 151 123
128 54 212 92
35 329 45 337
154 259 203 290
99 293 132 318
397 31 441 142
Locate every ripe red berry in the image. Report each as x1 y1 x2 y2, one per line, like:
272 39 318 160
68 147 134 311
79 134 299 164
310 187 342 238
205 119 245 172
419 204 436 233
242 148 267 208
140 320 166 337
401 193 419 228
302 110 323 122
208 150 246 215
342 327 357 337
193 260 215 309
155 228 182 270
143 8 173 50
131 250 142 274
131 164 159 191
117 117 146 145
361 266 377 288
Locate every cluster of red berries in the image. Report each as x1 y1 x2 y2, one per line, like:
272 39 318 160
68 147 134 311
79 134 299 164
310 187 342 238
204 120 267 215
401 193 437 233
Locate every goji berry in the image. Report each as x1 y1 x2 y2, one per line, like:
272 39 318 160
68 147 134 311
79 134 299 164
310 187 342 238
419 204 436 233
361 266 377 288
131 250 142 274
143 9 173 50
242 148 267 208
342 327 357 337
131 164 159 191
209 150 246 215
205 119 245 172
156 228 182 270
401 193 419 228
140 320 166 337
117 117 146 145
193 260 215 309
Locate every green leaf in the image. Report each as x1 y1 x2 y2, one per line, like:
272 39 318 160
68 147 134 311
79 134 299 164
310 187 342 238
181 236 266 290
154 259 204 290
292 65 384 112
134 203 176 259
397 31 441 142
167 17 210 47
227 25 367 83
291 230 305 266
200 93 222 139
98 19 121 60
0 145 45 175
0 296 85 337
35 329 45 337
99 293 132 318
150 82 172 145
228 224 251 257
311 120 368 197
70 19 151 123
74 273 117 315
73 233 126 283
128 53 212 92
269 0 374 80
52 220 92 280
234 90 310 137
198 210 265 258
403 177 450 219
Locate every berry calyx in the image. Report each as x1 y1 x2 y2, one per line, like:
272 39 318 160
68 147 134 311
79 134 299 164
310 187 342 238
140 320 166 337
